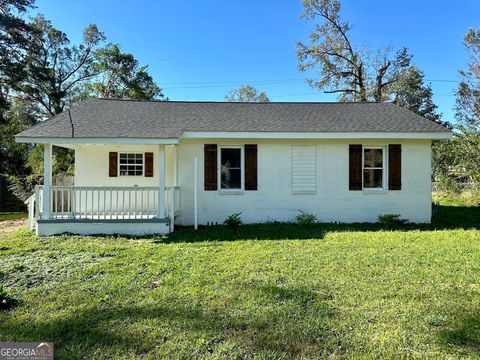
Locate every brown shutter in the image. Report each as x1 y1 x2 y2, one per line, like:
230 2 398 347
388 144 402 190
109 152 118 177
349 144 362 190
145 152 153 177
245 144 258 190
204 144 217 190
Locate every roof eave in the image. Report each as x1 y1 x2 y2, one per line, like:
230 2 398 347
15 131 452 144
15 136 180 145
180 131 452 140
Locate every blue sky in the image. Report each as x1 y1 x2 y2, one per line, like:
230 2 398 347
34 0 480 122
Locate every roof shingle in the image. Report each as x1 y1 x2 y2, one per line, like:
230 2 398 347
16 98 450 139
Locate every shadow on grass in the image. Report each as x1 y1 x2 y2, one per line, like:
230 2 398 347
438 310 480 357
0 285 334 358
159 205 479 244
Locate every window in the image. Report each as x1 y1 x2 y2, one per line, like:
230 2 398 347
219 147 242 189
119 153 143 176
363 147 385 189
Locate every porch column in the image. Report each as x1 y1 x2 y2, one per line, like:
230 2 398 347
173 144 178 186
43 144 52 219
158 145 165 218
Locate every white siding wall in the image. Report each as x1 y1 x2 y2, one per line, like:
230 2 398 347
74 144 176 187
73 144 175 216
175 139 432 225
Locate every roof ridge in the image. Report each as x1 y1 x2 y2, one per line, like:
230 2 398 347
94 98 389 105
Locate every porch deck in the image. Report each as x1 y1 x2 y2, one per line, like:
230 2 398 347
26 185 179 236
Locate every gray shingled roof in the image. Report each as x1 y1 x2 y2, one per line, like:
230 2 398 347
16 98 450 139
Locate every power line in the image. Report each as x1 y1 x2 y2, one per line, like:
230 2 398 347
141 56 468 63
161 78 304 85
161 77 460 90
427 79 459 83
271 92 323 98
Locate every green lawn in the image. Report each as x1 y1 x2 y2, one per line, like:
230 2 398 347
0 195 479 359
0 213 26 221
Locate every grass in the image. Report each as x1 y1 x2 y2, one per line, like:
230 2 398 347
0 213 27 221
0 194 479 359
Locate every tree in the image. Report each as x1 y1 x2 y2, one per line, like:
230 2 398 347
0 0 36 209
0 97 37 207
79 44 164 100
225 85 270 102
0 98 35 173
392 65 448 126
449 27 480 189
0 0 35 120
455 127 480 185
8 15 105 117
296 0 411 102
456 28 480 129
433 27 480 191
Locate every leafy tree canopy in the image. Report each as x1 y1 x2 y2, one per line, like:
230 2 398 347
7 15 106 117
297 0 412 102
225 85 270 102
392 66 448 127
456 28 480 129
78 44 164 101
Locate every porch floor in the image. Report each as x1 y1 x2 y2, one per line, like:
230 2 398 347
35 216 170 236
43 214 159 221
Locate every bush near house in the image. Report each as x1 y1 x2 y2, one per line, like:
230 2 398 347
295 210 318 225
223 212 242 232
0 194 479 359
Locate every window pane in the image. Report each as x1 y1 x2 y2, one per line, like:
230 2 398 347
221 148 241 168
363 169 383 188
119 153 143 176
364 148 383 168
221 168 241 189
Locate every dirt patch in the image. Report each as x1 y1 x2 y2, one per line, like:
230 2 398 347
0 218 27 233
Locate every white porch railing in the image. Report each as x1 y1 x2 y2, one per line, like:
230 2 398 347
31 186 179 229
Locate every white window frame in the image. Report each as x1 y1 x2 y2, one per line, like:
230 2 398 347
118 152 144 177
362 145 387 191
217 145 244 192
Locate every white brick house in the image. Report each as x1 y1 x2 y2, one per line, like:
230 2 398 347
15 99 451 236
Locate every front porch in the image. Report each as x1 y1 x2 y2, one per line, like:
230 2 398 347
25 143 180 236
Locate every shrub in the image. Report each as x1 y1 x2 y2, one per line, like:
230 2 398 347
436 176 462 195
377 214 406 227
0 285 18 310
296 210 318 225
224 212 242 232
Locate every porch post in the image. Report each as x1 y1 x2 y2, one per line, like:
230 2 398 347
43 144 52 219
173 144 178 186
158 145 165 218
170 144 177 232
